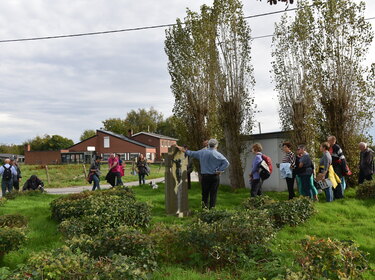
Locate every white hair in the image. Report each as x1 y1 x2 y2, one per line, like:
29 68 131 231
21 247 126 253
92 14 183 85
208 139 218 148
359 142 367 149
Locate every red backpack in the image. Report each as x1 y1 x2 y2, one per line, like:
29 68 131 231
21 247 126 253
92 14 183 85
261 154 273 174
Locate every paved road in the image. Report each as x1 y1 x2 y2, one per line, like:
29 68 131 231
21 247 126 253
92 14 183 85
45 177 166 195
45 172 199 195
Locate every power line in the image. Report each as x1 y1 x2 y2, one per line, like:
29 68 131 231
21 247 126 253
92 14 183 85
251 16 375 40
0 7 303 44
0 7 373 44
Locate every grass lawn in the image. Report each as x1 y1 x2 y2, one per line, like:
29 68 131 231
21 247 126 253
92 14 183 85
0 183 374 279
17 163 164 188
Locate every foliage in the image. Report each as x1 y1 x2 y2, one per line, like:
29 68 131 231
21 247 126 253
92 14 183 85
56 194 151 237
149 223 186 264
165 5 221 153
272 0 374 165
79 129 96 141
24 134 74 151
0 228 26 257
155 116 180 140
101 118 127 136
178 209 276 268
355 180 375 199
165 0 255 188
67 226 157 270
102 107 166 136
0 214 28 228
0 144 24 156
0 198 7 207
195 208 233 224
5 246 154 280
295 236 369 280
50 188 135 222
242 196 315 228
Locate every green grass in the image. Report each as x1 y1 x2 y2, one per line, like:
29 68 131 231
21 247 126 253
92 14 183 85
17 163 164 188
0 184 374 279
0 194 63 269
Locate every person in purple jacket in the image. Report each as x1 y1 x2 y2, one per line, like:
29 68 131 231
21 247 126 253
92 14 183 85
249 143 264 197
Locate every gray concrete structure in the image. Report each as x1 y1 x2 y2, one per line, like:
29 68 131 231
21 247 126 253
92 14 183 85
220 131 292 191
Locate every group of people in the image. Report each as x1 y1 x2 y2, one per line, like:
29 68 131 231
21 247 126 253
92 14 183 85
88 153 149 191
0 157 44 196
250 135 374 202
175 135 373 209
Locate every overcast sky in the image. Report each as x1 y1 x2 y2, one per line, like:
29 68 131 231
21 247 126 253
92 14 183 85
0 0 374 145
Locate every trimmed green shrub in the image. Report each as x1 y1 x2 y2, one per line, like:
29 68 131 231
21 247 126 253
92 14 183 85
6 246 153 280
50 187 135 222
0 197 7 207
58 196 151 237
356 180 375 199
0 214 28 228
67 226 157 271
242 195 276 210
0 228 26 257
242 196 315 228
295 236 369 280
196 208 233 224
268 197 315 228
178 209 276 268
149 223 186 264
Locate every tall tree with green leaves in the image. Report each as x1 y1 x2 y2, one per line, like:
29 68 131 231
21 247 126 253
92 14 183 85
165 6 221 152
124 107 163 134
272 3 318 151
79 129 96 141
213 0 255 188
25 135 74 151
273 0 374 181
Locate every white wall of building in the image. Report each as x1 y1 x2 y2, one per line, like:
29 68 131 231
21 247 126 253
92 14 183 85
220 132 290 191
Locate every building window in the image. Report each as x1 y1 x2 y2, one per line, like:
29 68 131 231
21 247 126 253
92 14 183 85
146 153 152 160
104 136 110 148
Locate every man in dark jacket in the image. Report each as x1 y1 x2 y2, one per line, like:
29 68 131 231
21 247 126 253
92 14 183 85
23 175 44 192
359 142 374 184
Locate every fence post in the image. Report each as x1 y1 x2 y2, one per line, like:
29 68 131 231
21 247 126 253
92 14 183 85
83 164 87 180
45 165 51 185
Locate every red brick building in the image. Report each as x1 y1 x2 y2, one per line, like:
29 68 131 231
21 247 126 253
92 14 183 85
24 130 177 164
131 132 177 161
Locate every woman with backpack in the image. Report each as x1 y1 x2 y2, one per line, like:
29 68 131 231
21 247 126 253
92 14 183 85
249 143 264 197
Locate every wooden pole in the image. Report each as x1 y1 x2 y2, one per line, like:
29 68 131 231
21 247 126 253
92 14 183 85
83 164 87 181
45 165 51 185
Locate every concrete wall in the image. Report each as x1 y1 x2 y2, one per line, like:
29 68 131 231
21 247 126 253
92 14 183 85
220 132 290 191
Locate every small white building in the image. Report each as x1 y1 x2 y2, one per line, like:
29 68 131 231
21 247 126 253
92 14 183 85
220 131 291 191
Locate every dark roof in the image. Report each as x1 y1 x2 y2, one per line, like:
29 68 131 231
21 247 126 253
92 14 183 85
97 130 156 148
132 132 178 141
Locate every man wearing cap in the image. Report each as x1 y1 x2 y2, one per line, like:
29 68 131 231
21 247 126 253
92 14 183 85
0 158 18 196
176 139 229 209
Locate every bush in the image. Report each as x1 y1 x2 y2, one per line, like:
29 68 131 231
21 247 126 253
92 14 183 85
67 226 157 271
0 214 28 228
50 187 135 222
178 209 276 268
0 197 7 207
149 223 186 264
295 236 369 280
0 228 26 257
242 196 315 229
58 196 151 237
242 195 276 210
356 180 375 199
196 208 233 224
6 246 153 280
268 197 315 228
